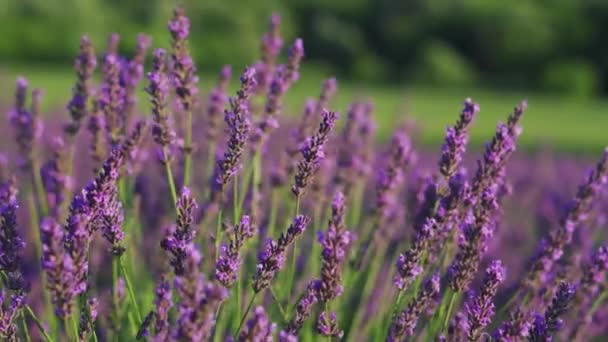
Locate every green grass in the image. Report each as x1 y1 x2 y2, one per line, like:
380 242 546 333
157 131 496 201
1 64 607 154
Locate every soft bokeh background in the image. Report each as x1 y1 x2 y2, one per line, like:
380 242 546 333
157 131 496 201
1 0 607 153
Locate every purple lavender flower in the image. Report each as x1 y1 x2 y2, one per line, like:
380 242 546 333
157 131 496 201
387 273 440 341
215 215 254 287
123 33 152 118
161 187 199 276
494 307 530 342
40 137 70 217
525 148 608 288
8 77 40 170
147 49 175 152
576 246 608 306
169 7 199 112
173 244 227 341
206 65 232 143
88 96 107 167
253 215 310 292
256 13 283 92
464 260 506 341
0 199 27 292
317 191 351 302
212 66 257 199
334 101 367 194
439 98 479 178
66 36 97 136
237 306 276 342
292 110 339 197
529 282 575 341
289 78 337 161
62 192 92 305
316 311 344 339
394 217 435 291
448 183 500 292
40 217 79 318
100 53 126 147
153 275 173 339
285 281 319 334
0 291 23 341
251 39 305 152
278 331 298 342
375 128 413 225
468 101 526 206
99 190 125 256
78 296 99 341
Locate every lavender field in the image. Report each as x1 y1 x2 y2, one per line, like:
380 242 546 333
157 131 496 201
1 7 607 342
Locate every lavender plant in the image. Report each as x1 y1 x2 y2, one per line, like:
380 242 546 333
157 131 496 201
0 6 606 342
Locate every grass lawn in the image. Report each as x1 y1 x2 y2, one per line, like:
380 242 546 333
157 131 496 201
1 64 606 155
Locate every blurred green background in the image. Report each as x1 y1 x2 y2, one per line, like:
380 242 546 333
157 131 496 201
1 0 607 153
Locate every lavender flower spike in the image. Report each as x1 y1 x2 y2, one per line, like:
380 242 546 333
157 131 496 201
529 282 575 342
215 215 254 287
439 98 479 178
448 183 500 292
40 137 70 217
0 199 27 292
66 35 97 136
213 66 257 195
464 260 506 341
577 246 608 305
292 110 339 197
285 281 319 334
317 311 344 339
237 306 276 342
8 77 39 170
257 13 283 91
376 128 413 225
206 65 232 143
494 307 530 341
161 187 199 276
525 148 608 288
394 217 435 291
147 49 175 151
124 33 152 117
153 275 173 339
169 7 199 112
317 191 352 302
253 215 311 292
100 53 126 147
173 244 228 341
0 291 24 341
387 273 440 341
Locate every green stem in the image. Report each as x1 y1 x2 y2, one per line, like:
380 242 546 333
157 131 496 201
235 272 242 332
442 291 457 334
235 293 258 339
25 305 54 342
183 108 193 187
112 258 121 335
21 310 32 342
71 315 79 342
31 158 48 217
119 256 144 326
215 208 224 262
269 287 288 322
162 147 178 208
63 318 70 340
